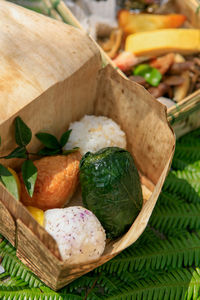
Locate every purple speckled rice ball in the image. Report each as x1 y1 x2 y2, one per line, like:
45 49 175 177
44 206 106 263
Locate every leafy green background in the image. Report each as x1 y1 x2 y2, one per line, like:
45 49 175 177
0 127 200 299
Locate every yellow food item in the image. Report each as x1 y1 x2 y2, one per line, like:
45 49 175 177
118 10 186 35
26 206 44 226
125 29 200 56
7 167 21 200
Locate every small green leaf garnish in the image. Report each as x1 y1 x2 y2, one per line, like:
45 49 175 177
0 116 78 199
62 147 79 155
59 130 72 147
4 147 27 159
37 147 61 156
15 117 32 147
0 164 19 200
22 160 37 197
35 133 61 149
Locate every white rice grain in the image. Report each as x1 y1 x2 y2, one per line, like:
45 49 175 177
44 206 106 263
64 115 126 155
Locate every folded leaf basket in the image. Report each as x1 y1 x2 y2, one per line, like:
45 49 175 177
0 1 175 290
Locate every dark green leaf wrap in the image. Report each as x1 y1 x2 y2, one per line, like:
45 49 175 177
80 147 143 238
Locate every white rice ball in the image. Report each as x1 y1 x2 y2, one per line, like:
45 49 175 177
44 206 106 263
64 115 126 155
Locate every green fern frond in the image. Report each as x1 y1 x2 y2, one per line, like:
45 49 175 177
96 231 200 275
114 270 145 284
85 272 129 300
0 235 43 288
172 157 189 170
104 267 200 300
0 276 28 287
63 274 98 293
0 285 81 300
150 202 200 234
177 137 200 147
173 145 200 168
172 134 200 169
0 239 15 256
174 162 200 195
163 172 200 203
0 272 9 281
63 272 122 298
97 272 122 293
40 286 83 299
2 253 43 288
157 190 184 207
87 291 103 300
163 228 189 239
94 227 163 275
131 226 159 248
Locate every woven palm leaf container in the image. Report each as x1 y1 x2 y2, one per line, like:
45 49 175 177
0 0 175 291
21 0 200 139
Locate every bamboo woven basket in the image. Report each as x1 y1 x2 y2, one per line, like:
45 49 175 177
0 1 175 290
21 0 200 139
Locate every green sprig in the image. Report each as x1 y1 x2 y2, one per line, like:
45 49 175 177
0 116 77 200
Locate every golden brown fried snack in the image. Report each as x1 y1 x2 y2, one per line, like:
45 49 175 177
19 152 81 210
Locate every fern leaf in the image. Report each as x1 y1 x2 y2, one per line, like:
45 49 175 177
163 228 189 239
115 270 151 285
87 291 103 300
62 274 98 294
176 133 200 146
172 157 189 171
163 173 200 203
131 226 159 248
1 250 43 288
0 276 28 287
104 268 200 300
174 145 200 160
0 285 81 300
150 202 200 234
172 134 200 169
0 239 15 256
0 272 9 281
95 227 160 275
96 231 200 275
174 162 200 196
157 190 184 207
97 272 122 293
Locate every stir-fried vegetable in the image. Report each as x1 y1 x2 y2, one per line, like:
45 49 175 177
133 64 162 87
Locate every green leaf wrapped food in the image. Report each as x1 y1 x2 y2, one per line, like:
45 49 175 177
80 147 143 238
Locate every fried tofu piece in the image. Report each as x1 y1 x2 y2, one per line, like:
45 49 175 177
19 152 81 210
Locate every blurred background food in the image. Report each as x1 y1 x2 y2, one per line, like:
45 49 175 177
7 0 200 106
55 0 199 106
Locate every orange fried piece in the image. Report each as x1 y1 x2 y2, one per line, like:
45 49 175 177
150 53 175 75
19 152 81 210
118 10 186 35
